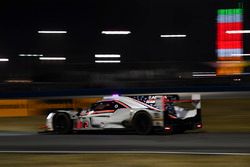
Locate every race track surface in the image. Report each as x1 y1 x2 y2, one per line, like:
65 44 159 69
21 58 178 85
0 132 249 154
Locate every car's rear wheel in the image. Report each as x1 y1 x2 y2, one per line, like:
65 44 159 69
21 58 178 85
132 112 153 135
53 113 72 134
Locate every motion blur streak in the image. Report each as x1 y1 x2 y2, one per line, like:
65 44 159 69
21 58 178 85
160 34 186 38
231 54 250 56
39 57 66 60
95 60 121 63
0 58 9 61
38 31 67 34
192 72 216 77
101 31 131 35
19 54 43 57
95 54 121 58
226 30 250 34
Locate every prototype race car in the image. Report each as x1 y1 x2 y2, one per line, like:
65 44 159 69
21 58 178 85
46 94 202 135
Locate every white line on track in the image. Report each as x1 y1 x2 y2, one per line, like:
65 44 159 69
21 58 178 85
0 151 250 156
0 132 36 136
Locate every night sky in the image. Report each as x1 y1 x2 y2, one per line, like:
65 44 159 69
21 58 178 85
0 0 248 94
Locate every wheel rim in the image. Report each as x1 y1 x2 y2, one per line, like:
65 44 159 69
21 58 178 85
135 114 151 133
55 115 67 131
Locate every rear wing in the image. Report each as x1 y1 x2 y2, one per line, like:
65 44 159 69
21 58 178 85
191 94 201 110
129 94 201 111
155 94 201 111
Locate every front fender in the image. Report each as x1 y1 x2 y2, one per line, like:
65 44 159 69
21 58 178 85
46 110 78 131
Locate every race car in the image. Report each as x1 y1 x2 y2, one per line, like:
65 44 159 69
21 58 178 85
46 94 202 135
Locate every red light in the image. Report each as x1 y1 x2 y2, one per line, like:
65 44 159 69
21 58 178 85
196 124 202 128
217 41 243 49
165 126 172 130
217 22 243 42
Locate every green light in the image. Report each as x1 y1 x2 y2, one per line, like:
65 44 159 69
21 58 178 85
218 8 243 15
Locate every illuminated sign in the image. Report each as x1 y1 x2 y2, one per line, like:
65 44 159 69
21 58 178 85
216 8 244 75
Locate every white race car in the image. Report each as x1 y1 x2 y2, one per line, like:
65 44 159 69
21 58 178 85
46 95 202 135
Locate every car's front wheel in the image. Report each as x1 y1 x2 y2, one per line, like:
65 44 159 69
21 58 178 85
53 113 72 134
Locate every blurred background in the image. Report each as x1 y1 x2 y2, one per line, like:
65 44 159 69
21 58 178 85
0 0 249 96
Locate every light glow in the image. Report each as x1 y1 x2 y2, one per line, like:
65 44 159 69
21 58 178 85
38 31 67 34
95 54 120 58
95 60 121 63
231 54 250 56
218 8 243 15
112 94 120 97
19 54 43 57
192 72 216 77
39 57 66 60
160 34 186 38
196 124 202 128
216 8 244 75
165 127 172 130
101 31 131 35
193 74 216 77
226 30 250 34
233 78 241 82
5 80 32 83
192 74 217 77
217 61 244 64
0 58 9 62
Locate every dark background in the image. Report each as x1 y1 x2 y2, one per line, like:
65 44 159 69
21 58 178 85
0 0 249 96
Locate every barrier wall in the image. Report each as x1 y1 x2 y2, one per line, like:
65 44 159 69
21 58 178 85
0 99 28 117
0 97 102 117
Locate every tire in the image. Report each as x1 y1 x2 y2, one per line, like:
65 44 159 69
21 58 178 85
53 113 72 134
132 112 153 135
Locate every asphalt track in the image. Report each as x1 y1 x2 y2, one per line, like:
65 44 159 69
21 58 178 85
0 132 250 154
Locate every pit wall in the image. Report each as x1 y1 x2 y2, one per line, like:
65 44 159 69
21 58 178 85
0 97 102 117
